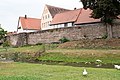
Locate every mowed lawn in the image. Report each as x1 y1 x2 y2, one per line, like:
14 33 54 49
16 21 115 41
0 62 120 80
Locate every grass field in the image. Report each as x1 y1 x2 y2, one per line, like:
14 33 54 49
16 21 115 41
0 45 120 64
0 45 120 80
0 45 43 53
38 49 120 64
0 62 120 80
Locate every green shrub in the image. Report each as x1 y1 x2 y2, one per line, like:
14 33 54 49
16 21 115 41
2 41 10 47
59 37 70 43
102 34 108 39
36 43 43 45
11 52 34 62
2 41 11 51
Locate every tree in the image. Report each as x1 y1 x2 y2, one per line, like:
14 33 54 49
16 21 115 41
0 27 7 41
0 27 9 51
81 0 120 38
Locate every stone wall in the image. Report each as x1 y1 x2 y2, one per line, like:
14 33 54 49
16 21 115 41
113 24 120 38
7 23 120 46
7 33 28 46
27 23 106 45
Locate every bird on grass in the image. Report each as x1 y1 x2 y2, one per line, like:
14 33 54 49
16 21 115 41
114 65 120 70
96 59 102 63
83 69 88 76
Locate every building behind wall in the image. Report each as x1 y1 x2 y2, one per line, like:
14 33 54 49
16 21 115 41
17 15 41 33
50 8 100 27
41 4 70 30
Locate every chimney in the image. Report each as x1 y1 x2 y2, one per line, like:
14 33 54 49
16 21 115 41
25 15 27 19
74 8 77 10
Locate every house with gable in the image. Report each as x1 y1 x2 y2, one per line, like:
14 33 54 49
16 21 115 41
17 5 100 33
17 15 41 33
50 8 100 27
41 4 70 30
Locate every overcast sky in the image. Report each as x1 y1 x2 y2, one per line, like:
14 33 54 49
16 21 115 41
0 0 83 32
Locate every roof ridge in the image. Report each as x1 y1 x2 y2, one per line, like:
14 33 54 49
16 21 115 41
20 17 41 20
45 4 71 18
54 9 80 15
45 4 70 10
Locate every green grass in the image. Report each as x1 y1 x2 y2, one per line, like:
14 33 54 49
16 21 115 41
7 45 43 53
0 45 120 64
0 62 120 80
38 49 120 64
0 44 58 53
0 45 120 79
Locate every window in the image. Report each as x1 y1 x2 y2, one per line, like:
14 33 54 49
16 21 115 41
45 15 47 19
72 22 74 26
44 23 45 27
48 14 50 18
64 23 68 27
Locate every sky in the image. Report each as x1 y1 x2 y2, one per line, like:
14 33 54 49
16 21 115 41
0 0 83 32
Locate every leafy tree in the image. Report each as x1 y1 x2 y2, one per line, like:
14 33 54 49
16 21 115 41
0 27 9 51
81 0 120 38
0 27 7 40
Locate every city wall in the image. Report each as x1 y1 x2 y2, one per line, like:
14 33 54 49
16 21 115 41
7 23 120 46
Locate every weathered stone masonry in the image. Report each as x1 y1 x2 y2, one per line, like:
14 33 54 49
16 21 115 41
7 23 120 46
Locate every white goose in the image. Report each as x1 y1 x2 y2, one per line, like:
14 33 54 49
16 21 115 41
83 69 88 76
114 65 118 69
114 65 120 70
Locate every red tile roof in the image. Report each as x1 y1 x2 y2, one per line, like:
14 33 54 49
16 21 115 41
75 9 100 24
18 17 41 30
46 4 70 18
51 8 100 25
51 9 81 25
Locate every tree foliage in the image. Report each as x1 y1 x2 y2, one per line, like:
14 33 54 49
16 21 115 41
0 27 7 40
81 0 120 24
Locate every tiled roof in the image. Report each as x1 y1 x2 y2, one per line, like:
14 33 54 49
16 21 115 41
51 8 100 25
19 17 41 30
75 9 100 24
46 4 70 18
51 9 81 25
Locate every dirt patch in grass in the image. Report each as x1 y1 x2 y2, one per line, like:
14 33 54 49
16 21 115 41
58 39 120 49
